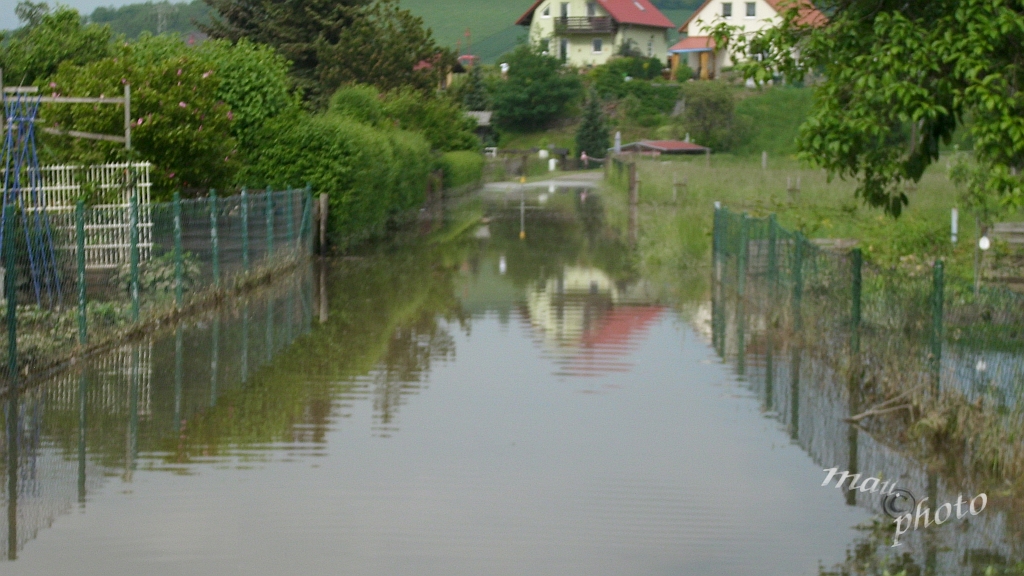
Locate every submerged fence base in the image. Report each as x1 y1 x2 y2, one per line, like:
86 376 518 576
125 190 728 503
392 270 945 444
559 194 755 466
1 187 314 388
713 205 1024 477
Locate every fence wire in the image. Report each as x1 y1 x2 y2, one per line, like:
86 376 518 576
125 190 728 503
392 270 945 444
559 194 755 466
711 205 1024 572
0 187 314 387
713 205 1024 413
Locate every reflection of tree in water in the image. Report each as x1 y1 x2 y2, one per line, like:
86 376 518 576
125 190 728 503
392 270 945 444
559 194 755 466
371 316 457 430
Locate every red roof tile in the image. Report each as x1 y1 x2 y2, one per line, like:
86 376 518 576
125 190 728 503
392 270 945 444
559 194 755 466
678 0 826 33
669 36 716 52
597 0 674 28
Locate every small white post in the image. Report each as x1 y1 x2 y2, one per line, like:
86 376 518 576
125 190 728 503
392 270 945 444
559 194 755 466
761 151 767 171
951 208 959 244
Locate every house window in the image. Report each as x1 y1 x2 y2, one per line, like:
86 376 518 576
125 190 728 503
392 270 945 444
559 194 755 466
587 2 597 17
647 39 653 56
560 2 569 18
746 2 756 16
722 2 732 17
593 38 603 53
542 4 550 17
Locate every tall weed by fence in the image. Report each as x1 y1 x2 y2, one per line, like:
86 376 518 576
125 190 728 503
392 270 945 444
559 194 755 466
713 205 1024 480
1 186 313 388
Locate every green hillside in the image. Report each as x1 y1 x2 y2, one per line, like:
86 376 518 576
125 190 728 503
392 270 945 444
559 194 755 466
87 1 212 39
78 0 693 63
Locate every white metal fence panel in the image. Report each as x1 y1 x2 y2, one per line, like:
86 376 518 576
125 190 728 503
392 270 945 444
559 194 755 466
35 162 153 268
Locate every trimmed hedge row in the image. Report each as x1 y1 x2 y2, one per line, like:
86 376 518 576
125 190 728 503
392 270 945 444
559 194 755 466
241 113 432 245
439 151 484 189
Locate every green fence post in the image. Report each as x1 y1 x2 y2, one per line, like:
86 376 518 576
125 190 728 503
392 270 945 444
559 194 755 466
209 189 220 288
5 208 18 383
210 317 219 406
767 214 778 295
173 192 184 309
851 248 862 355
286 186 295 247
303 184 313 255
75 201 88 346
736 213 749 376
266 186 275 260
129 193 140 322
792 231 805 331
737 213 749 295
931 260 944 393
174 325 183 430
241 188 250 272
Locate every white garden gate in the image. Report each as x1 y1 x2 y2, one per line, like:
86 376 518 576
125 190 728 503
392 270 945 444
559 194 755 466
40 162 153 269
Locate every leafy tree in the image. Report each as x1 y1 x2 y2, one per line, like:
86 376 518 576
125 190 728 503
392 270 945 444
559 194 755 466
202 0 367 101
329 85 478 152
707 0 1024 215
0 3 112 85
576 90 609 158
461 66 489 111
672 81 747 151
491 45 582 131
314 0 452 99
202 0 447 106
590 56 666 99
194 37 297 145
41 35 242 197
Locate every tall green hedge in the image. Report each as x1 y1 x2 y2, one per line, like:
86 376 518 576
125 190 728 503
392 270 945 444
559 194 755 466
241 113 431 245
439 151 484 189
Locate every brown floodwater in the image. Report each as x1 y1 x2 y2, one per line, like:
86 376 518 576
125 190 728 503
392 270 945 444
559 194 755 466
1 186 1019 575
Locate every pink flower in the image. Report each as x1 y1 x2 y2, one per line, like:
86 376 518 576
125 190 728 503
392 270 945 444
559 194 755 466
198 125 203 131
168 173 176 179
202 71 212 79
49 82 56 88
121 78 127 84
226 111 234 120
177 69 183 76
179 102 187 108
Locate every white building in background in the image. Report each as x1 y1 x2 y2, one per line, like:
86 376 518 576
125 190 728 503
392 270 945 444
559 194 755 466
516 0 676 68
669 0 825 79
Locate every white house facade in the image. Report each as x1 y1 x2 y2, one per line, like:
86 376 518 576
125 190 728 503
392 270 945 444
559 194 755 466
669 0 825 79
516 0 675 68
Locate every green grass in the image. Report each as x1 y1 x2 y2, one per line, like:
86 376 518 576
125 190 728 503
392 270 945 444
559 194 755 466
734 86 814 156
398 0 529 60
604 154 1024 288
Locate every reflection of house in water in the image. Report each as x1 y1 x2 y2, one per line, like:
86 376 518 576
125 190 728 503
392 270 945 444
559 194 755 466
524 266 665 377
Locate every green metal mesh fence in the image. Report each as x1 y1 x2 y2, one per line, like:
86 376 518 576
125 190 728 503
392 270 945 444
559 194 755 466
712 205 1024 422
1 187 314 388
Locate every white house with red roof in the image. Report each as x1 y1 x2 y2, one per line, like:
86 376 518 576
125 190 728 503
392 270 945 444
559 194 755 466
669 0 825 79
516 0 676 67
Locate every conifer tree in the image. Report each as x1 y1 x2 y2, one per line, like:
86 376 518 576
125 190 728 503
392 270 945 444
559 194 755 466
462 66 489 111
575 91 609 159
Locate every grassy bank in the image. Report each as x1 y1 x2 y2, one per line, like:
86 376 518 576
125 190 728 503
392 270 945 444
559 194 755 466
607 153 1024 286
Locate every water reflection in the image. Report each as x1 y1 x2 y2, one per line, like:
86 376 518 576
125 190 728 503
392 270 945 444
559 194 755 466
0 266 314 558
2 184 1004 574
709 262 1024 574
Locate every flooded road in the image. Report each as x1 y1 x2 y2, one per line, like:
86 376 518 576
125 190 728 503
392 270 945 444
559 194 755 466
1 185 1019 575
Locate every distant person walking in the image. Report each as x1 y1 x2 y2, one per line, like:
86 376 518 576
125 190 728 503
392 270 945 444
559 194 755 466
580 151 589 169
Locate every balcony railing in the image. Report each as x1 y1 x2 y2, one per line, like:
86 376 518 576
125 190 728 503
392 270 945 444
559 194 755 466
554 16 616 35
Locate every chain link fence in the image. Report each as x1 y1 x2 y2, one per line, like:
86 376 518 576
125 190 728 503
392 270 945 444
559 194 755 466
712 205 1024 476
1 186 314 388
